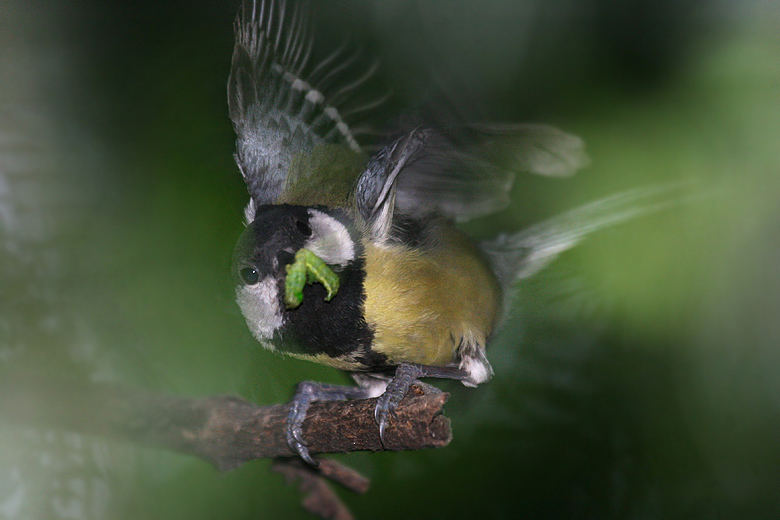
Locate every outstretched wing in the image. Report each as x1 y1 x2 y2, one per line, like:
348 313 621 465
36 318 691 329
354 124 590 240
228 0 386 218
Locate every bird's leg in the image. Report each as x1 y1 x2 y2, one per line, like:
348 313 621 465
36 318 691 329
374 363 468 444
286 381 372 466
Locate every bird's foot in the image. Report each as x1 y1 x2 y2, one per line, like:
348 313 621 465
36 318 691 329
374 364 423 444
374 363 468 445
286 381 370 466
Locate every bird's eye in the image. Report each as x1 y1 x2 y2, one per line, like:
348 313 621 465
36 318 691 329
239 266 260 285
296 219 312 236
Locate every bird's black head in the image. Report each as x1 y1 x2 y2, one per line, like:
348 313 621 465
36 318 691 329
233 204 314 284
232 203 359 345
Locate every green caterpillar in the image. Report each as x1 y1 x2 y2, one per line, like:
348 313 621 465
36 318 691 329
284 248 340 309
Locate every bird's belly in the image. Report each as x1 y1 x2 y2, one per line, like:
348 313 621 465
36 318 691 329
362 241 500 366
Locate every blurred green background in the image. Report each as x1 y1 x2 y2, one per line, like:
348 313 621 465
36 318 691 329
1 0 778 518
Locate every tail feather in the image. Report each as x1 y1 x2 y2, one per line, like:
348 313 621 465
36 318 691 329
481 183 694 286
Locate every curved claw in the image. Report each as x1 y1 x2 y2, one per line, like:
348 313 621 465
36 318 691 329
378 414 388 444
286 383 319 466
289 424 307 447
288 439 318 467
373 363 424 446
374 405 389 445
286 421 318 466
374 393 399 446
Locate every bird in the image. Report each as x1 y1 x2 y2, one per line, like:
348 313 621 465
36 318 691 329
227 0 678 465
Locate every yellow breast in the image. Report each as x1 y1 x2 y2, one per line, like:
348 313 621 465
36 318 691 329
362 229 501 366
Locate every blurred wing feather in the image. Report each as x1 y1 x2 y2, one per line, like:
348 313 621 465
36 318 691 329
388 124 590 223
392 128 514 222
469 123 589 178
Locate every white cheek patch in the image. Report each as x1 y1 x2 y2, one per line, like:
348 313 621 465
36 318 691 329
235 275 283 349
305 209 355 267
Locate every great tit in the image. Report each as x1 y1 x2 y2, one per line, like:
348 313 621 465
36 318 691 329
228 0 674 465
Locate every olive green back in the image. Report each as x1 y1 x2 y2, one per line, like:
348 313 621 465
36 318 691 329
281 144 367 209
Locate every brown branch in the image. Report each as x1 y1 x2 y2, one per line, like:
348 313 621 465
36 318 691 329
272 459 359 520
313 458 371 494
0 374 452 472
2 373 451 518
